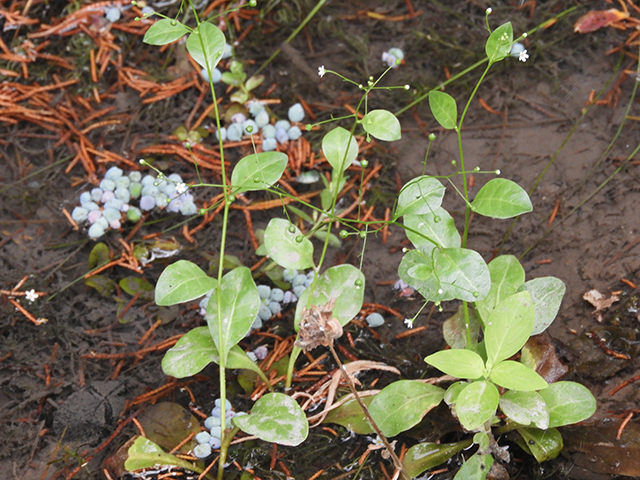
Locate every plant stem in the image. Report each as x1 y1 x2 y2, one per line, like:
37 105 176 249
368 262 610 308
327 341 410 480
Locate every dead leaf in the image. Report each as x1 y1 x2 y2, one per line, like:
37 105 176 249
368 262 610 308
583 289 620 322
574 9 630 34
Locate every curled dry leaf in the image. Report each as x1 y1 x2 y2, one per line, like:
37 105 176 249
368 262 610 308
583 289 620 322
295 299 343 350
574 9 630 34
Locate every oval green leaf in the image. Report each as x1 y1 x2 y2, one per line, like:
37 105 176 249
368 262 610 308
425 349 485 380
538 381 596 428
206 267 260 364
125 436 202 474
499 390 549 429
404 207 461 251
232 392 308 446
471 178 533 219
490 360 548 391
403 439 472 478
475 255 525 324
361 109 401 141
186 22 226 70
456 380 499 431
155 260 217 306
322 126 358 174
294 264 364 329
515 426 563 462
264 218 314 270
520 276 566 335
443 305 480 349
323 396 375 435
454 453 493 480
395 175 445 219
485 22 513 63
369 380 445 437
429 91 457 130
143 19 189 46
484 291 534 365
231 151 288 194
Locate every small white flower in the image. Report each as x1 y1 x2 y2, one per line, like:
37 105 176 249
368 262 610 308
404 318 413 329
318 65 325 78
175 182 188 195
518 49 529 62
25 289 38 303
486 7 492 14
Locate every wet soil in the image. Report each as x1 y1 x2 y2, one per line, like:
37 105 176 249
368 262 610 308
1 1 640 479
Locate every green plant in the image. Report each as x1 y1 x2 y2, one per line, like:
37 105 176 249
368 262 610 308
127 4 596 480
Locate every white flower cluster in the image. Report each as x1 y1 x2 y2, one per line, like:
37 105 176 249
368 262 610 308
215 101 306 152
193 398 247 459
71 167 196 239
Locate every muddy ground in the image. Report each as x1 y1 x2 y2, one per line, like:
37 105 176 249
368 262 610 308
1 0 640 479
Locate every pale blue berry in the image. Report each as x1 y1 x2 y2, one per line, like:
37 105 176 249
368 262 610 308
79 191 91 204
292 274 307 287
83 201 99 211
253 345 268 360
366 312 385 328
287 126 302 140
88 223 105 239
104 199 123 211
139 195 155 211
204 416 221 430
257 285 271 299
91 188 103 203
275 128 288 144
100 179 116 192
71 206 88 223
180 201 198 215
248 101 265 116
246 351 258 362
261 124 276 139
128 171 142 183
87 209 102 224
154 193 168 208
195 431 211 444
270 288 284 302
254 109 270 128
287 103 304 123
100 190 115 204
105 166 123 180
115 176 130 189
227 123 243 142
275 119 290 131
215 398 233 410
141 174 155 186
221 43 233 59
209 436 221 449
262 138 277 152
242 119 258 136
115 187 130 203
193 443 212 459
282 269 298 282
293 285 306 298
103 207 120 222
230 112 246 124
251 316 263 330
105 7 121 22
209 426 222 439
211 406 222 417
258 303 272 321
216 127 227 141
268 301 281 315
282 291 297 304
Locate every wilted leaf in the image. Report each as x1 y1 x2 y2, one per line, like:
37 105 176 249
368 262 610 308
574 9 629 34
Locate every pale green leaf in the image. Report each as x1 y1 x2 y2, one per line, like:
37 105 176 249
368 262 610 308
471 178 532 219
186 22 226 70
456 380 499 431
425 349 485 380
322 127 358 174
404 207 460 252
232 392 308 446
294 264 364 329
403 439 472 478
490 361 548 391
155 260 217 306
538 381 596 428
484 291 534 365
125 436 202 474
323 396 375 434
520 277 566 335
264 218 314 270
206 267 260 364
395 175 445 219
515 427 563 462
429 91 457 130
475 255 525 324
369 380 445 436
499 390 549 429
361 109 401 141
485 22 513 63
231 151 288 194
143 19 189 46
454 453 493 480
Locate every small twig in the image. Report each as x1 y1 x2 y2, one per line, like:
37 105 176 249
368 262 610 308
326 340 410 480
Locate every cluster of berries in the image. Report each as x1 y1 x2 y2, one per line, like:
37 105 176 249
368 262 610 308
215 101 305 152
192 398 246 459
71 167 196 239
